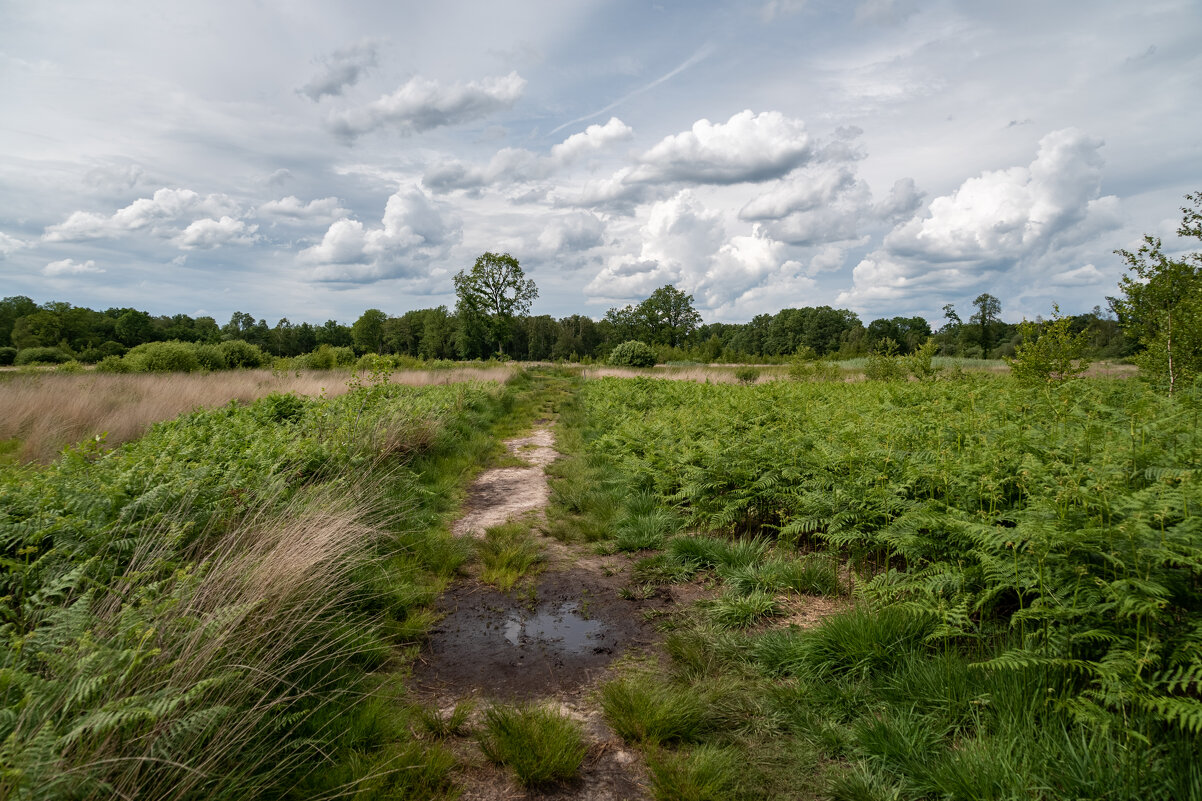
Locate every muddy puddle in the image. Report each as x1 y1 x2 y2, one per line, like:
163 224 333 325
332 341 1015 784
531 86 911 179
414 567 661 699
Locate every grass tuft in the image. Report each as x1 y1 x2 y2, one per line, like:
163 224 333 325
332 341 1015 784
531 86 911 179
477 703 587 787
477 521 543 590
707 590 782 629
601 676 707 745
647 744 748 801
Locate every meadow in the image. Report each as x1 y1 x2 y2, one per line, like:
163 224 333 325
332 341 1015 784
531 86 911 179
0 365 516 463
3 361 1199 800
562 373 1202 799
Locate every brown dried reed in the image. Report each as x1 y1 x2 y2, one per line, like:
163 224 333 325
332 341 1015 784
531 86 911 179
0 366 515 463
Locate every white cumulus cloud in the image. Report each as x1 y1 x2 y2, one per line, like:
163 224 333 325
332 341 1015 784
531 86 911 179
301 184 460 282
0 231 28 257
327 72 526 139
550 117 634 164
44 188 241 241
44 258 103 276
630 110 812 185
173 217 258 250
257 196 351 224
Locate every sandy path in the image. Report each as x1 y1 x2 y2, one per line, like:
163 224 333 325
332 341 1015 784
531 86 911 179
452 427 559 538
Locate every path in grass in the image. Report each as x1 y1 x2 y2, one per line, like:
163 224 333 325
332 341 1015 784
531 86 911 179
414 419 660 801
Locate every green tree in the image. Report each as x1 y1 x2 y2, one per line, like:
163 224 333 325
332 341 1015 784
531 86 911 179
971 293 1001 355
351 308 388 354
1005 304 1091 385
453 252 538 357
1110 192 1202 395
636 284 702 348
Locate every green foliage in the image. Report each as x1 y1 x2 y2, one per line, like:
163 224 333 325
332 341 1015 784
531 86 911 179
1006 304 1091 384
124 339 202 372
602 676 707 745
733 366 760 384
454 251 538 357
0 346 16 365
0 378 511 799
863 338 906 382
477 521 543 590
647 744 748 801
608 339 658 367
477 703 587 787
95 354 129 373
217 338 268 368
15 346 70 365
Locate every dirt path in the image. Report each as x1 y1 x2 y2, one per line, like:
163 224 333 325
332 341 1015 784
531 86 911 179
414 424 659 801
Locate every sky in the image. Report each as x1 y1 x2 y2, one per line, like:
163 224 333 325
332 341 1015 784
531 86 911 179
2 0 1200 328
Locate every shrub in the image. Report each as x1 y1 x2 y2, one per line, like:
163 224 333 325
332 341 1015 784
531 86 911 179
15 346 70 365
304 344 337 370
1005 304 1091 384
0 346 16 366
864 338 906 382
194 343 228 371
477 703 586 787
734 366 760 384
55 360 85 373
95 354 130 373
608 340 657 368
218 339 268 368
124 341 201 372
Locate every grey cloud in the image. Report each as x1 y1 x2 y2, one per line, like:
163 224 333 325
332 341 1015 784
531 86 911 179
326 72 526 140
300 41 379 101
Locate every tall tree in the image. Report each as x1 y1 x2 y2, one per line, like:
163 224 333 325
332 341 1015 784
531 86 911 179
637 284 702 348
351 308 388 354
453 252 538 356
971 293 1002 355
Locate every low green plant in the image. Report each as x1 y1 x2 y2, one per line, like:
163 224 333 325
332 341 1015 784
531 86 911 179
15 346 70 365
647 744 747 801
601 676 707 745
707 590 781 628
477 520 543 590
863 338 906 381
1005 304 1091 384
477 703 587 787
734 366 760 384
608 340 657 367
124 340 203 372
415 699 475 738
0 346 17 365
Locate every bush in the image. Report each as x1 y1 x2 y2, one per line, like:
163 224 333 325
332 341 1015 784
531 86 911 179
734 366 760 384
608 340 657 368
218 339 268 368
55 360 86 373
124 341 201 373
15 347 70 365
194 343 228 371
95 354 130 373
864 338 906 382
304 344 337 370
1005 305 1091 385
0 346 16 366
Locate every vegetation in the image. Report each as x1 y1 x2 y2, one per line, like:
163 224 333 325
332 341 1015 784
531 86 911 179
607 339 658 367
0 371 518 799
574 372 1202 798
477 703 587 787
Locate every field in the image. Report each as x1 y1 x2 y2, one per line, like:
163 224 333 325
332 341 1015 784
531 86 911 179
0 365 516 463
1 365 1199 799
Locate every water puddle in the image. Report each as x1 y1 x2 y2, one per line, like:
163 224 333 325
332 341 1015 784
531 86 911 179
415 571 659 698
501 602 604 653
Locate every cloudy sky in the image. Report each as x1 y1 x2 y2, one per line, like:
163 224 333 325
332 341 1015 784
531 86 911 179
2 0 1199 327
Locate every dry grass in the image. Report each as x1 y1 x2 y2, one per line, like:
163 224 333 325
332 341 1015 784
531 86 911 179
0 366 516 463
580 365 790 384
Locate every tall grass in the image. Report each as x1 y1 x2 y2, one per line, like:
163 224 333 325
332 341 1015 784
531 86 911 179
0 366 515 463
0 377 514 799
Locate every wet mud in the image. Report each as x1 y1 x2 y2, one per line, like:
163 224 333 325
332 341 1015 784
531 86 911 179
413 566 663 700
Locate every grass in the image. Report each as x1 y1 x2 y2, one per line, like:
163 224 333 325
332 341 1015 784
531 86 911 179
647 744 748 801
706 590 782 628
601 676 708 745
477 520 544 590
0 365 516 463
415 699 476 738
477 703 587 787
